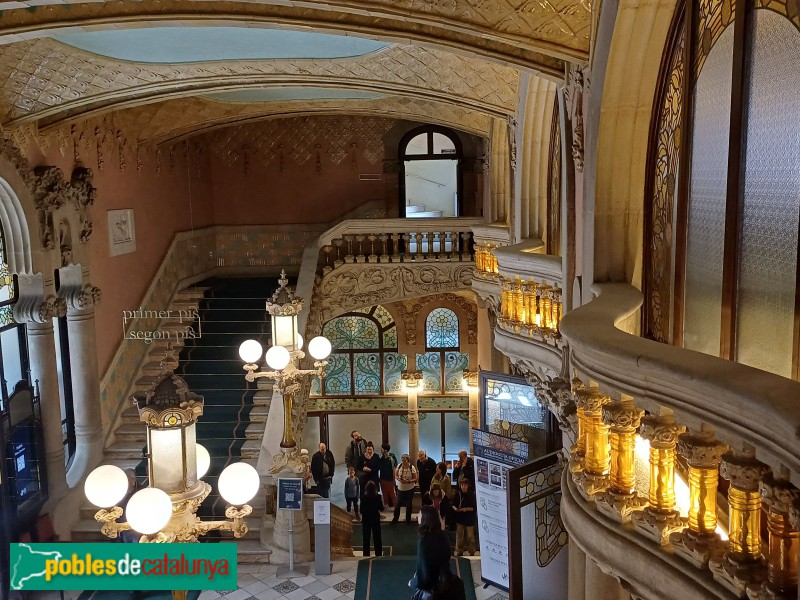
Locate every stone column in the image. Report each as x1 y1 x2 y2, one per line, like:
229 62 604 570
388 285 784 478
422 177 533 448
710 447 769 596
746 471 799 599
62 276 103 488
585 558 629 600
14 277 69 504
669 426 728 567
596 398 645 523
476 303 493 372
568 540 586 600
630 409 685 544
407 387 419 461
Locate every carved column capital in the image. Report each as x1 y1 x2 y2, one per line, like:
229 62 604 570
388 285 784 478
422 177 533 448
760 471 800 515
639 413 685 448
721 450 771 491
573 387 610 415
677 429 729 469
602 400 644 432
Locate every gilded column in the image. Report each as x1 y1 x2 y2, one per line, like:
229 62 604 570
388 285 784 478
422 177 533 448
14 277 69 505
669 426 728 567
746 471 799 600
61 266 103 487
573 385 611 501
630 410 686 544
595 398 646 523
569 379 589 477
710 447 769 597
463 370 479 453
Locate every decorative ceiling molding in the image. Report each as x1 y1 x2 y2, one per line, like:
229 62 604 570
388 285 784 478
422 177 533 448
0 40 520 128
111 96 493 144
0 1 583 70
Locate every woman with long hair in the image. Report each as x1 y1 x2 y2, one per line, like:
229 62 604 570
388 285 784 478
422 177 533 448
360 480 384 557
408 505 453 599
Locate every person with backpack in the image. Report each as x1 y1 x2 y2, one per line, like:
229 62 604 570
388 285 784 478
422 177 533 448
392 453 417 524
379 443 398 508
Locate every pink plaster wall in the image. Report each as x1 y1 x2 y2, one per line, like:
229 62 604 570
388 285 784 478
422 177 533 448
26 141 215 375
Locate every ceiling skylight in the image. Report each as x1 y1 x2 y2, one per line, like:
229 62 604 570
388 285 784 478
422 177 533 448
54 27 390 63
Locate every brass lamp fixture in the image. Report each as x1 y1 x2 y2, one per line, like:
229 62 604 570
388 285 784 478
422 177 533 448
238 271 332 448
84 373 261 543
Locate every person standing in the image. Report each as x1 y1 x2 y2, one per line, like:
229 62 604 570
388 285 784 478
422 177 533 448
417 450 438 502
345 467 361 520
431 462 452 499
310 442 335 498
392 453 418 524
358 444 382 497
345 430 367 475
408 506 458 600
379 443 398 508
453 478 477 556
452 450 475 488
360 481 384 557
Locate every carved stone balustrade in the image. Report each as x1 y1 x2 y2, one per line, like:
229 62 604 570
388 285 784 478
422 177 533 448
316 217 481 274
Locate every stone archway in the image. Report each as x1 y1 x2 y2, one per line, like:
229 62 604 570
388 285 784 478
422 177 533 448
590 0 680 289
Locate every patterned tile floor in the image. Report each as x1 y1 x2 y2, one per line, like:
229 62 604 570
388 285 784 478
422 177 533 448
26 556 509 600
198 556 509 600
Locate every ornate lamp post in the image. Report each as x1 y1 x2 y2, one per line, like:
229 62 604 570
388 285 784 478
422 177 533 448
84 373 261 543
238 271 331 469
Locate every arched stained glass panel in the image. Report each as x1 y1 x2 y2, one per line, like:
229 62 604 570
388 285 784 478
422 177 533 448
426 308 459 349
323 315 379 350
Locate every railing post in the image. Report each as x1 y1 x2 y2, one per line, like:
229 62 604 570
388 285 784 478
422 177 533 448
595 398 646 523
709 447 770 596
379 234 390 263
355 234 366 263
367 234 378 263
746 471 800 599
391 233 402 262
573 386 611 501
344 235 355 264
669 426 729 567
631 410 686 544
333 239 344 268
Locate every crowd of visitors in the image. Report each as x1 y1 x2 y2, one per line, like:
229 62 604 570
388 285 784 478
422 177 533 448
305 429 482 561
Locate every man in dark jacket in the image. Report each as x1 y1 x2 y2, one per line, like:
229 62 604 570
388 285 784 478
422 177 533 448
310 442 336 498
357 443 382 497
417 450 438 501
452 450 475 489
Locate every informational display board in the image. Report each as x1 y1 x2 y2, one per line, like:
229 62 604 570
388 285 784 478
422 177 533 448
472 429 529 592
277 477 304 511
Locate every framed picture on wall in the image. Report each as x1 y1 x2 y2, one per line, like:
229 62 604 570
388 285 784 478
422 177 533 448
108 209 136 256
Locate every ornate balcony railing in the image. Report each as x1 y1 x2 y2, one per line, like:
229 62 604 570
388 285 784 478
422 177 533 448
472 223 511 280
513 283 800 600
316 217 482 275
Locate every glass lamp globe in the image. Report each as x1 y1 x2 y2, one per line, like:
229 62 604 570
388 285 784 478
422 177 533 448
84 465 130 508
296 333 304 350
239 339 263 364
218 462 260 506
265 345 291 370
196 443 211 479
308 336 332 360
125 487 173 535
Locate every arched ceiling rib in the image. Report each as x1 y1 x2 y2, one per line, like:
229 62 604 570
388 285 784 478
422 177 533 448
0 40 520 129
0 1 587 69
114 96 494 145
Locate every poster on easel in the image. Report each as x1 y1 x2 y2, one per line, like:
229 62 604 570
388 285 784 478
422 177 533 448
472 429 529 591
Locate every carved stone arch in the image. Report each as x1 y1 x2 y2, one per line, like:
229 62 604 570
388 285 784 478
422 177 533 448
0 143 37 275
414 293 477 350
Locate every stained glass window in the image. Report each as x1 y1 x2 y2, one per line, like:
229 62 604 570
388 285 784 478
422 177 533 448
425 308 459 349
314 304 405 396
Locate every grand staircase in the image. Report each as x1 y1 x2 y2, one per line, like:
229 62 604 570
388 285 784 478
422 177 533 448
72 278 276 561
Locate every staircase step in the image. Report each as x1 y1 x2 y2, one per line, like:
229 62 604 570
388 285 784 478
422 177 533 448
120 406 140 424
106 440 146 460
245 423 263 440
114 423 146 441
407 210 444 218
405 205 426 213
235 539 272 563
241 440 261 459
248 404 269 423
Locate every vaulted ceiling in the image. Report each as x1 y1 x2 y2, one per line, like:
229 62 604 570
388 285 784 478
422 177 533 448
0 0 591 144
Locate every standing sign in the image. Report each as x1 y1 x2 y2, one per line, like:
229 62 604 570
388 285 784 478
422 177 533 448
472 429 529 592
277 478 304 510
